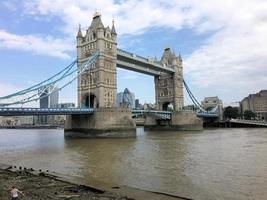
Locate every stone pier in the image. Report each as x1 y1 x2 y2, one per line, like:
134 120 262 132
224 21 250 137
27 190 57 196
144 110 203 131
64 108 136 138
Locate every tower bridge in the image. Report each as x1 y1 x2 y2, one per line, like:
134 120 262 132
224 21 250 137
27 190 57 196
0 12 219 137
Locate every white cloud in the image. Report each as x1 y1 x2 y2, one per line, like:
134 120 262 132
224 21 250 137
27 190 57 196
183 0 267 102
0 30 73 59
1 0 266 103
22 0 184 36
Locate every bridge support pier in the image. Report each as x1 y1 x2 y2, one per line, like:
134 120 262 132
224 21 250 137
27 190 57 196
64 108 136 138
144 110 203 131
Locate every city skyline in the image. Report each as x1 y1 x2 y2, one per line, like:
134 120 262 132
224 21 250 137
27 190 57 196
0 0 266 106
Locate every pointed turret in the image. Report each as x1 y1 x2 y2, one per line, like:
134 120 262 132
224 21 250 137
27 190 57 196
161 47 180 66
161 47 173 65
90 11 104 29
106 26 111 32
76 24 83 38
178 53 182 62
111 19 117 35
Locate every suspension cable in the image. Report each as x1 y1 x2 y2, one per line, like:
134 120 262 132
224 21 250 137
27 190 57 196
0 51 99 107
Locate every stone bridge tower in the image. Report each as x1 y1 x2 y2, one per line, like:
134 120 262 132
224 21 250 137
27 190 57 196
155 47 183 111
76 12 117 108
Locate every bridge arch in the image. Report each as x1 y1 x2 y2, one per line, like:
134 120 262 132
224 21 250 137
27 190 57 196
162 102 174 111
84 93 97 108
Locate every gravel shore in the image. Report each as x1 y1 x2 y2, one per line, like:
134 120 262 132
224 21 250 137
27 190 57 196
0 166 130 200
0 164 187 200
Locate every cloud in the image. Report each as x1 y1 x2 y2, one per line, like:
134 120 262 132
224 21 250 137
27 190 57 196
22 0 185 36
0 0 266 103
183 0 267 101
0 29 73 59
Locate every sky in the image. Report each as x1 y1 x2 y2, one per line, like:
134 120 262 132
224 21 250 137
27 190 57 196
0 0 266 107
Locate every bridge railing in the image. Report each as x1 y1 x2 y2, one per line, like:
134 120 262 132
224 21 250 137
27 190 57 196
0 107 94 114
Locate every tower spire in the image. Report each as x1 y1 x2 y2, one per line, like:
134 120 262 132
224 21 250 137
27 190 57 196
111 19 117 35
90 11 104 29
76 23 83 38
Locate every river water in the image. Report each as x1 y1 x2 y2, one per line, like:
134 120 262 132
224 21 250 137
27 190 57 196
0 128 267 200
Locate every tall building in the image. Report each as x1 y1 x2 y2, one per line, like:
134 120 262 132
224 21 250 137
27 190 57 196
135 99 140 109
38 86 59 124
39 86 59 108
116 88 135 108
240 90 267 121
40 87 49 108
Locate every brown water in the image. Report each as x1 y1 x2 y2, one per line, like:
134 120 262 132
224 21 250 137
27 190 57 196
1 128 267 200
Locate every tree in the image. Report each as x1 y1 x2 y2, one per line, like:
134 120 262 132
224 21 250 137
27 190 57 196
224 106 239 119
243 110 256 120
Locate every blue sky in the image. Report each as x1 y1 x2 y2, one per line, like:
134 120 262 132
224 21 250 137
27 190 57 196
0 0 266 107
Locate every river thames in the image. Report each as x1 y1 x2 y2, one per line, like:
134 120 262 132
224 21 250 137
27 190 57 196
0 128 267 200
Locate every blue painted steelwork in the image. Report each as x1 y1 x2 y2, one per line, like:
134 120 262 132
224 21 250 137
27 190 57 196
0 107 94 116
183 79 219 118
0 60 77 99
0 107 171 120
0 51 99 107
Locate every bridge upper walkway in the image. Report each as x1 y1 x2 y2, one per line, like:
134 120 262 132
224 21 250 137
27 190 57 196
117 49 175 76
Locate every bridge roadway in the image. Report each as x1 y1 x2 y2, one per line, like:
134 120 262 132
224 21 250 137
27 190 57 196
0 107 219 119
0 107 172 118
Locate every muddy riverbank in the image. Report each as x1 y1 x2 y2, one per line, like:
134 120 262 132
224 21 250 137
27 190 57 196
0 164 185 200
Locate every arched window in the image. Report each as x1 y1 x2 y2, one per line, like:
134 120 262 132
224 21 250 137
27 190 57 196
164 88 168 96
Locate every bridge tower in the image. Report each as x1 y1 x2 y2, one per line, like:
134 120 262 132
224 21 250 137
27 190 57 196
65 12 135 138
155 48 183 111
77 12 117 108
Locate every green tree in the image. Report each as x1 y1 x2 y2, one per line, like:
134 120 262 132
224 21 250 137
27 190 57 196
224 106 239 119
243 110 256 120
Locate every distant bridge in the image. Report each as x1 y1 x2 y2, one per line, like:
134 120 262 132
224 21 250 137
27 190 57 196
230 118 267 127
